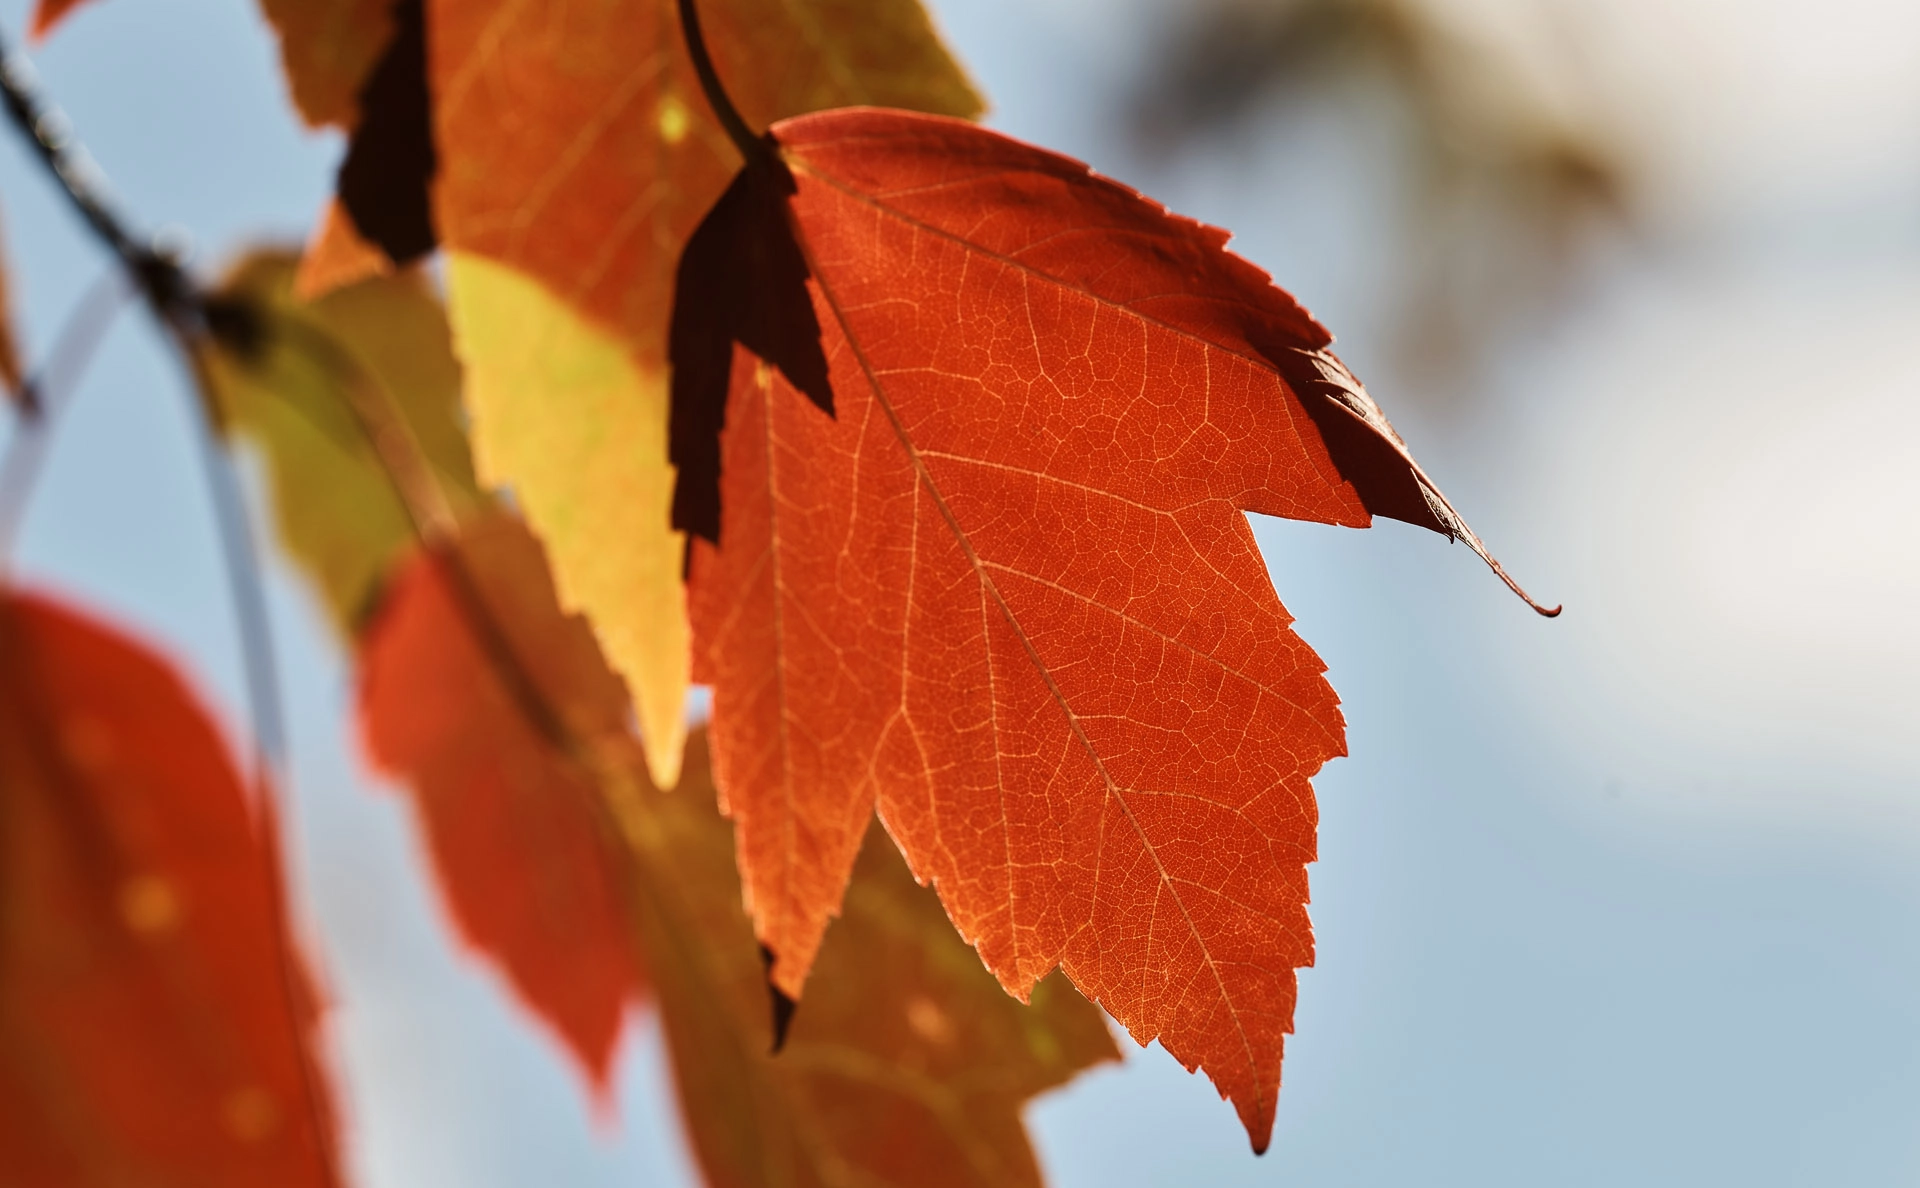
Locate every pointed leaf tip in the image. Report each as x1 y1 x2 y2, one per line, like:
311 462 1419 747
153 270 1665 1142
759 943 797 1053
1279 345 1559 616
27 0 92 42
637 765 1117 1188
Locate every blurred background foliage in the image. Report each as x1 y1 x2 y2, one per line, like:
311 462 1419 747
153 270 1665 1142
1128 0 1627 382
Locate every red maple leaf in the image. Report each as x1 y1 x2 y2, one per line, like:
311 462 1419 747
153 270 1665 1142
672 108 1552 1151
0 591 341 1186
358 515 649 1090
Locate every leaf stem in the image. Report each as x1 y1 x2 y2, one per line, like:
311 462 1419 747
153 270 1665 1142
675 0 767 167
244 310 585 765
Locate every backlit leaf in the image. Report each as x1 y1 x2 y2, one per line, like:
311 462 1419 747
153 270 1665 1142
427 0 982 787
623 738 1119 1188
334 0 435 265
676 108 1551 1151
443 252 691 789
354 508 1116 1186
0 590 341 1187
255 0 395 129
431 0 981 370
200 248 482 634
293 198 395 302
357 511 648 1087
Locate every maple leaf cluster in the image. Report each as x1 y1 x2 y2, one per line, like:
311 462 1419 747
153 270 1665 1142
0 0 1552 1182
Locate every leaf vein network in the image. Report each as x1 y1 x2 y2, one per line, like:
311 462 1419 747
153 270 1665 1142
792 194 1264 1089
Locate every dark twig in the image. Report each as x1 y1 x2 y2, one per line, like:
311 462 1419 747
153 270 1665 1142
252 310 581 763
676 0 768 167
0 30 284 761
0 50 195 330
0 29 340 1184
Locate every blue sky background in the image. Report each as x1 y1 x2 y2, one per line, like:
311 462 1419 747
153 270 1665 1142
2 0 1917 1184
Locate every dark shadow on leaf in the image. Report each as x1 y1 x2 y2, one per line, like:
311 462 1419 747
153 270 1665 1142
758 943 798 1053
669 146 833 547
338 0 436 264
1275 350 1445 535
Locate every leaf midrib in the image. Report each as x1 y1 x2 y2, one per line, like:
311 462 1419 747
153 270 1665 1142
785 156 1268 1106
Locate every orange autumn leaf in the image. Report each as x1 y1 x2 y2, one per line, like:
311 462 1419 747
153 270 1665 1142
424 0 982 788
627 738 1119 1188
357 512 647 1089
429 0 981 373
6 0 1576 1171
352 506 1116 1186
255 0 396 130
0 590 340 1187
674 109 1553 1152
293 198 395 301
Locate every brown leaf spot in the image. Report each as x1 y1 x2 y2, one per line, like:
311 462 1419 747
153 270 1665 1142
221 1085 281 1144
905 995 955 1048
119 875 183 937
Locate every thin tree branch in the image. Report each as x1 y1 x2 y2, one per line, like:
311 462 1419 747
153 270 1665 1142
0 31 287 764
0 46 196 330
0 30 341 1185
676 0 768 167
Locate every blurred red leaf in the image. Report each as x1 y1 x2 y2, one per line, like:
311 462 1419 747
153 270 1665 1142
0 204 24 403
0 590 340 1187
675 108 1549 1152
357 513 648 1090
355 509 1117 1187
26 0 88 40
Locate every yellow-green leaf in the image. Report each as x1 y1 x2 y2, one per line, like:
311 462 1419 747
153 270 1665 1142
444 252 689 789
202 250 482 634
427 0 984 787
